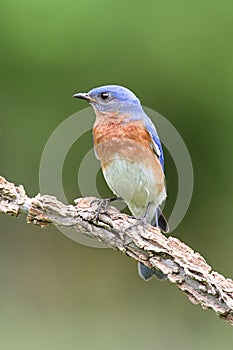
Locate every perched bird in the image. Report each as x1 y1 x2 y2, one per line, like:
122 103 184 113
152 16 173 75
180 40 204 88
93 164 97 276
73 85 168 281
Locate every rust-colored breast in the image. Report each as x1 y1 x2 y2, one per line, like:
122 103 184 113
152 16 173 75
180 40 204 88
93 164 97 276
93 119 151 147
93 119 161 172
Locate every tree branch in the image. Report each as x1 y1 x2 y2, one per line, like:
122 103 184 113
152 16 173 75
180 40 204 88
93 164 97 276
0 175 232 325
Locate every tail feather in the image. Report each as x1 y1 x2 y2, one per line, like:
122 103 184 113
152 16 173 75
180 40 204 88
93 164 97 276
138 263 168 281
157 207 169 233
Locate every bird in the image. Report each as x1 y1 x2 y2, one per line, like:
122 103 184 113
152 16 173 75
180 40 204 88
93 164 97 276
73 85 168 281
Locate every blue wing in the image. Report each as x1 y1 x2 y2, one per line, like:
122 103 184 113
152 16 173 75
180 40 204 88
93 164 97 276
142 114 164 170
124 109 164 169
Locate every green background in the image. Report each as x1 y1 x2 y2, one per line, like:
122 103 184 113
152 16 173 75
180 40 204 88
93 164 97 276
0 1 232 349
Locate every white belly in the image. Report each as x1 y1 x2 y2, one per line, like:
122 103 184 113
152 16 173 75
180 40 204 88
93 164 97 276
103 158 166 222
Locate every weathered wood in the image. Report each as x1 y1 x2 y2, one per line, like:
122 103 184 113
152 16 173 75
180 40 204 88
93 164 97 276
0 175 232 325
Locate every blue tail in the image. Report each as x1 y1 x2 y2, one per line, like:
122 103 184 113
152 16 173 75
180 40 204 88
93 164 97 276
138 208 169 281
138 263 167 281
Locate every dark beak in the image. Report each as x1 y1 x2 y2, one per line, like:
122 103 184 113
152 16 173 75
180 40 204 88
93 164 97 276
73 92 93 102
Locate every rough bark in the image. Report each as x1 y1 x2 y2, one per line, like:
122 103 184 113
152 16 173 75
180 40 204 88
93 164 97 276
0 175 232 325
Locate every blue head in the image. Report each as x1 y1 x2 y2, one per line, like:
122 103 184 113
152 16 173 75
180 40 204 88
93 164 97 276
73 85 144 115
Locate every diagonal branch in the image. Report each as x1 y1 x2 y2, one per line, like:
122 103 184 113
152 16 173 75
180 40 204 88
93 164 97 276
0 175 232 325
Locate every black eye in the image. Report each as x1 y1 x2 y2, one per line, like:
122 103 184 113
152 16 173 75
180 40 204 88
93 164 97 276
100 92 110 100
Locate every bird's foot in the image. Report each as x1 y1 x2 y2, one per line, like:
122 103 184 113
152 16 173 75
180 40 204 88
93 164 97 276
123 204 152 246
125 216 148 232
123 216 148 247
91 197 122 222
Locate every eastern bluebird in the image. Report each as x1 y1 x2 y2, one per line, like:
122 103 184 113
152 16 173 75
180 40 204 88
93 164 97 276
73 85 168 281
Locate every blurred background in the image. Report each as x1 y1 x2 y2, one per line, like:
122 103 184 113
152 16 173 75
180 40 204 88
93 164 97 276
0 1 233 349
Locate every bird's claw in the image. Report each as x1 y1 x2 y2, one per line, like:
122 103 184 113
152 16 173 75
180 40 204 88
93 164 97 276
123 217 148 247
125 216 148 232
90 198 110 222
91 197 122 222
